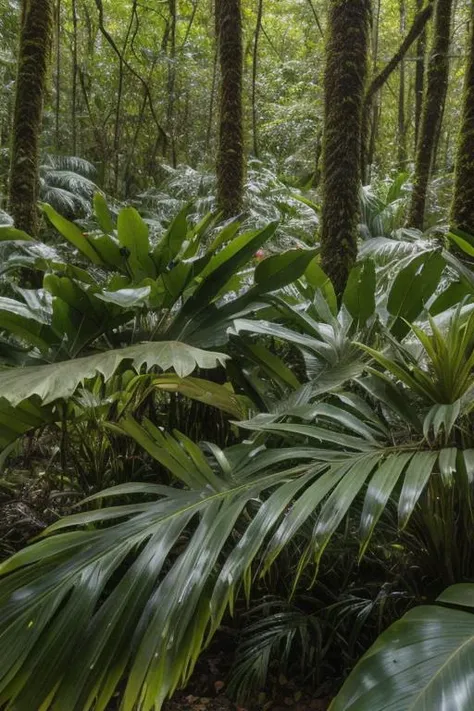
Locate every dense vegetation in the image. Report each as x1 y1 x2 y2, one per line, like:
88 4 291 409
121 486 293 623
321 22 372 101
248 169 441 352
0 0 474 709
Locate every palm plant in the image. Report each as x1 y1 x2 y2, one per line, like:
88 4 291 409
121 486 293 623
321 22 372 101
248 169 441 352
140 161 319 249
0 273 473 709
39 155 98 217
0 203 473 709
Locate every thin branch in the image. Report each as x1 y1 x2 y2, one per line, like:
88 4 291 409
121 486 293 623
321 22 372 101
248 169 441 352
365 0 434 105
305 0 324 38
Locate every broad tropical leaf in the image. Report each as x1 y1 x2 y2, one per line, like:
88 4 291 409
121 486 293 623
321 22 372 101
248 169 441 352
0 342 228 406
330 583 474 711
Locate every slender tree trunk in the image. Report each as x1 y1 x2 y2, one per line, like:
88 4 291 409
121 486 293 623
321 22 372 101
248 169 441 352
450 6 474 234
252 0 263 157
206 44 219 153
414 0 427 149
320 0 371 296
398 0 408 168
407 0 454 229
71 0 78 155
166 0 178 167
55 0 61 150
366 0 382 182
216 0 244 218
9 0 53 237
305 0 324 38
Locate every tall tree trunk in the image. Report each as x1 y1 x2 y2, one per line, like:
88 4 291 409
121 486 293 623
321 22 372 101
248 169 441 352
366 0 382 183
320 0 371 296
407 0 454 229
252 0 263 157
414 0 427 149
55 0 61 150
450 6 474 234
398 0 408 168
166 0 178 167
9 0 53 237
71 0 78 155
216 0 244 218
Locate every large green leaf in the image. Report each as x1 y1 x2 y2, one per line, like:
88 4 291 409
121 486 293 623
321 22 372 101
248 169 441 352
330 583 474 711
448 228 474 257
254 248 319 292
0 342 228 406
0 226 34 242
152 205 190 270
0 296 56 351
343 260 376 326
153 374 245 418
387 250 445 338
42 203 104 265
117 207 156 278
93 192 115 233
177 223 277 318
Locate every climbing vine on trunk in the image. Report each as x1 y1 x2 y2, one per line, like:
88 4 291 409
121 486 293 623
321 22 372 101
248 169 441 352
9 0 53 238
320 0 371 296
216 0 244 219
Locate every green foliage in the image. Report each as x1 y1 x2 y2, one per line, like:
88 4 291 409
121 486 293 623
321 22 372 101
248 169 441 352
330 583 474 711
0 236 473 707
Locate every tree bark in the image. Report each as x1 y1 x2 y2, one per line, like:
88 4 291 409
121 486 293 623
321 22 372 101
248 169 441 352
71 0 78 155
166 0 177 167
9 0 53 238
414 0 427 149
55 0 61 150
216 0 244 218
398 0 408 168
320 0 371 296
407 0 454 229
251 0 263 157
450 6 474 234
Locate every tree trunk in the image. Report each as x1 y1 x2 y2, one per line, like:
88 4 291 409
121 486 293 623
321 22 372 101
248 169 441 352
414 0 427 149
365 0 382 183
450 7 474 234
166 0 178 168
216 0 244 218
398 0 408 168
251 0 263 157
9 0 53 237
71 0 78 155
55 0 61 151
320 0 371 296
407 0 454 229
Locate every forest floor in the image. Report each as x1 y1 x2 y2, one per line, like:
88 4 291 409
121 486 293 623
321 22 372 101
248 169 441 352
159 649 331 711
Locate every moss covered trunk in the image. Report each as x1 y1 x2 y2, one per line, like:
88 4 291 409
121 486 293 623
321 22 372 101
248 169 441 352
450 6 474 234
320 0 371 296
216 0 244 219
407 0 453 230
9 0 52 238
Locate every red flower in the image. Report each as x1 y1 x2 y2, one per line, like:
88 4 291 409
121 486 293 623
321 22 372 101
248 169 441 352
255 249 265 260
